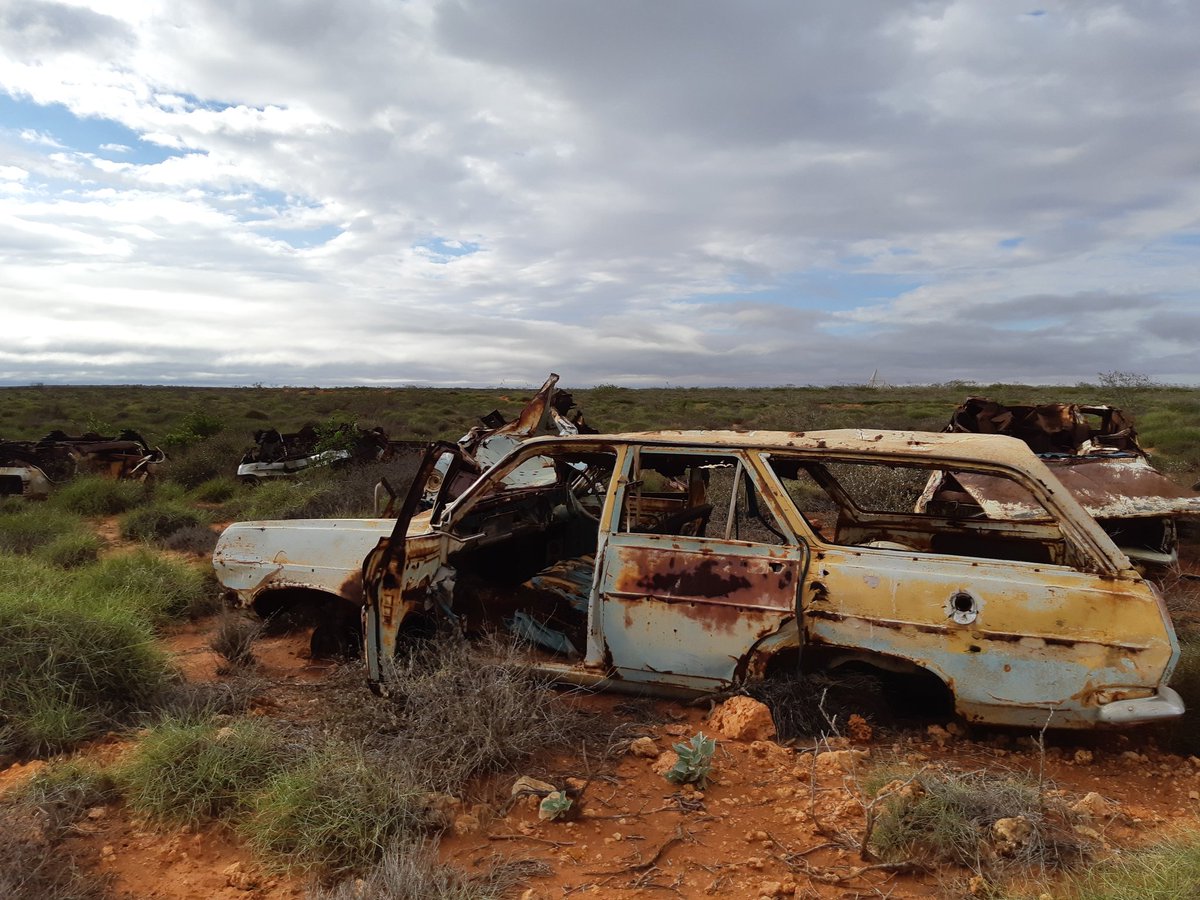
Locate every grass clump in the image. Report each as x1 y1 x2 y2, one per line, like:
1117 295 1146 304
868 768 1085 871
34 530 102 568
162 523 219 555
0 556 172 754
118 500 210 543
116 717 290 824
75 549 209 620
50 475 146 515
210 612 264 669
0 505 92 555
1061 838 1200 899
311 840 542 900
242 743 430 874
376 638 592 791
190 475 241 503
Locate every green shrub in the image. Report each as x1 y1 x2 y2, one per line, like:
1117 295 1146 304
242 744 429 874
1065 838 1200 900
163 433 244 489
665 732 716 787
868 768 1083 870
73 550 209 621
51 476 147 516
0 563 171 754
117 718 290 824
0 505 91 555
190 476 241 503
161 408 225 450
35 531 102 568
162 524 219 555
118 501 210 543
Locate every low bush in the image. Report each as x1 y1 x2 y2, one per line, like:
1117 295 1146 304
0 559 171 754
117 717 291 824
242 743 429 874
210 612 264 669
50 475 147 516
310 840 540 900
0 505 91 555
162 524 219 555
868 768 1085 871
34 531 102 568
163 433 245 489
376 638 593 791
75 550 210 621
190 475 241 504
1063 838 1200 899
118 501 210 543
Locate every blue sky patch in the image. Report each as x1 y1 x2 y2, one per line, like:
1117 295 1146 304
999 236 1024 249
415 236 482 263
0 92 186 165
260 223 344 249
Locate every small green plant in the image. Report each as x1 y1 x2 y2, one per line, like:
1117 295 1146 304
0 505 92 555
51 475 147 515
210 612 264 669
117 717 290 824
1064 837 1200 899
538 790 572 821
34 531 102 568
75 549 209 621
118 501 210 543
665 732 716 788
241 744 429 874
161 407 225 450
190 475 241 503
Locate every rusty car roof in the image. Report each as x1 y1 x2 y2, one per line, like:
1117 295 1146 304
519 428 1048 463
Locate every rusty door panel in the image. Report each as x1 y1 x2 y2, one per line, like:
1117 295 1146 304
600 532 802 690
805 546 1176 726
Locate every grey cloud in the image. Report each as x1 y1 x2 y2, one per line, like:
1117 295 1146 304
0 1 132 56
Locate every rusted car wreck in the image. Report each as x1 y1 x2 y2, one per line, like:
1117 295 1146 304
924 398 1200 569
362 429 1182 729
213 374 594 654
1 430 165 498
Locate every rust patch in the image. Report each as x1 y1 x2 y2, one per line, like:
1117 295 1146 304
634 556 753 599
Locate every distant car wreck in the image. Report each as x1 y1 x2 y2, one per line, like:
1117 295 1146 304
920 398 1200 569
1 430 165 498
237 423 392 480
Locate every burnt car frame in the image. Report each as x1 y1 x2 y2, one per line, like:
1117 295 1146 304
925 398 1200 570
362 429 1183 729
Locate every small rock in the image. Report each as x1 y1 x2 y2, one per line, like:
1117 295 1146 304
1189 790 1200 801
814 748 869 774
992 816 1032 856
847 714 873 743
511 776 557 797
86 806 108 821
926 724 951 747
100 844 116 861
758 880 784 897
629 736 659 758
708 696 776 742
452 813 481 836
1074 748 1094 765
652 750 680 777
1071 792 1116 820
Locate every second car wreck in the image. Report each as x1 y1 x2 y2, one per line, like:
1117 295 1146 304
361 429 1182 729
925 398 1200 569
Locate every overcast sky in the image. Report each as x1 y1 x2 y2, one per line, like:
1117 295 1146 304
2 1 1199 387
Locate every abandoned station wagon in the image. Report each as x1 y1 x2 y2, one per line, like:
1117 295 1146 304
362 430 1183 729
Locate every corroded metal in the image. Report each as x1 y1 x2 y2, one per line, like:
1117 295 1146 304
360 429 1182 728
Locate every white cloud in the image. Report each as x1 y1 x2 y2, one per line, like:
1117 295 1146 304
0 0 1198 387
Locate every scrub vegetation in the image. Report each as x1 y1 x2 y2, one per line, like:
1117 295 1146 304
2 381 1200 897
